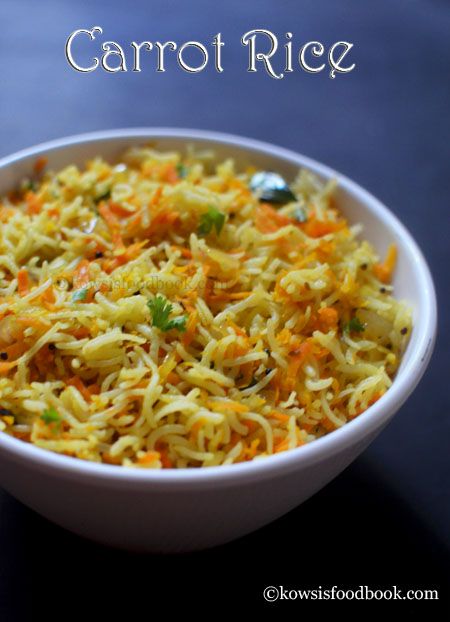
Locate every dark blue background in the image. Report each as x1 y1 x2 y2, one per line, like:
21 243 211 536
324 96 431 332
0 0 448 617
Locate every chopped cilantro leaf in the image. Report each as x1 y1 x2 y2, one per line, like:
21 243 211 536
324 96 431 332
22 179 38 193
72 288 88 302
40 407 61 426
344 317 365 333
176 163 187 179
198 206 225 236
148 295 187 332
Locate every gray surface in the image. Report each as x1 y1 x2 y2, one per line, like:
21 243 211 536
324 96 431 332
0 0 448 617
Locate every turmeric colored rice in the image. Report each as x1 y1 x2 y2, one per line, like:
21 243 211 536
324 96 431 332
0 147 411 468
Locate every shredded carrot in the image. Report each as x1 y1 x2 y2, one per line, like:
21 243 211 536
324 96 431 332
17 268 29 296
244 419 258 433
151 185 164 206
34 347 55 374
159 449 173 468
353 392 383 418
33 156 47 175
16 315 50 330
276 328 292 345
25 192 42 215
207 400 250 414
208 291 252 303
144 209 179 239
112 231 125 252
273 270 291 303
67 326 90 339
0 206 16 221
321 417 336 432
316 240 335 258
301 216 347 238
243 438 260 459
285 341 314 392
166 371 180 385
0 361 17 374
373 244 397 283
12 429 31 442
314 346 330 360
255 203 292 233
98 202 118 229
274 438 290 453
227 291 252 300
122 240 147 261
161 163 179 184
317 306 339 331
40 286 56 310
189 421 203 440
67 376 92 402
102 453 122 465
272 379 281 406
182 310 197 346
73 259 90 289
270 410 290 423
137 451 160 465
48 207 61 218
226 320 247 338
171 245 193 259
87 383 101 396
125 210 142 235
4 342 27 360
153 442 173 468
229 431 241 446
108 202 133 218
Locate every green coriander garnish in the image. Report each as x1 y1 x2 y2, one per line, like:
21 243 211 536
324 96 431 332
344 317 365 333
72 287 88 302
22 179 38 193
176 163 188 179
40 407 61 426
198 206 225 236
148 295 187 332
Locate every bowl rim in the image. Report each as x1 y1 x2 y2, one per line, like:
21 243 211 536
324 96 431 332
0 127 437 486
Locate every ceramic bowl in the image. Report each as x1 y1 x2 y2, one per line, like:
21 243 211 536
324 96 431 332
0 129 437 552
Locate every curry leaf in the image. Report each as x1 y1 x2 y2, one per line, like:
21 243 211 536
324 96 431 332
250 172 296 205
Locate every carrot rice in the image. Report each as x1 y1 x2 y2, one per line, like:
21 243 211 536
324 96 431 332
0 147 412 468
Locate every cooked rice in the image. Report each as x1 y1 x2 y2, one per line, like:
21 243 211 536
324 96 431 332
0 147 411 468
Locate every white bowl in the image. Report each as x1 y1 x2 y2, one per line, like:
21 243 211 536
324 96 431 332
0 129 437 552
